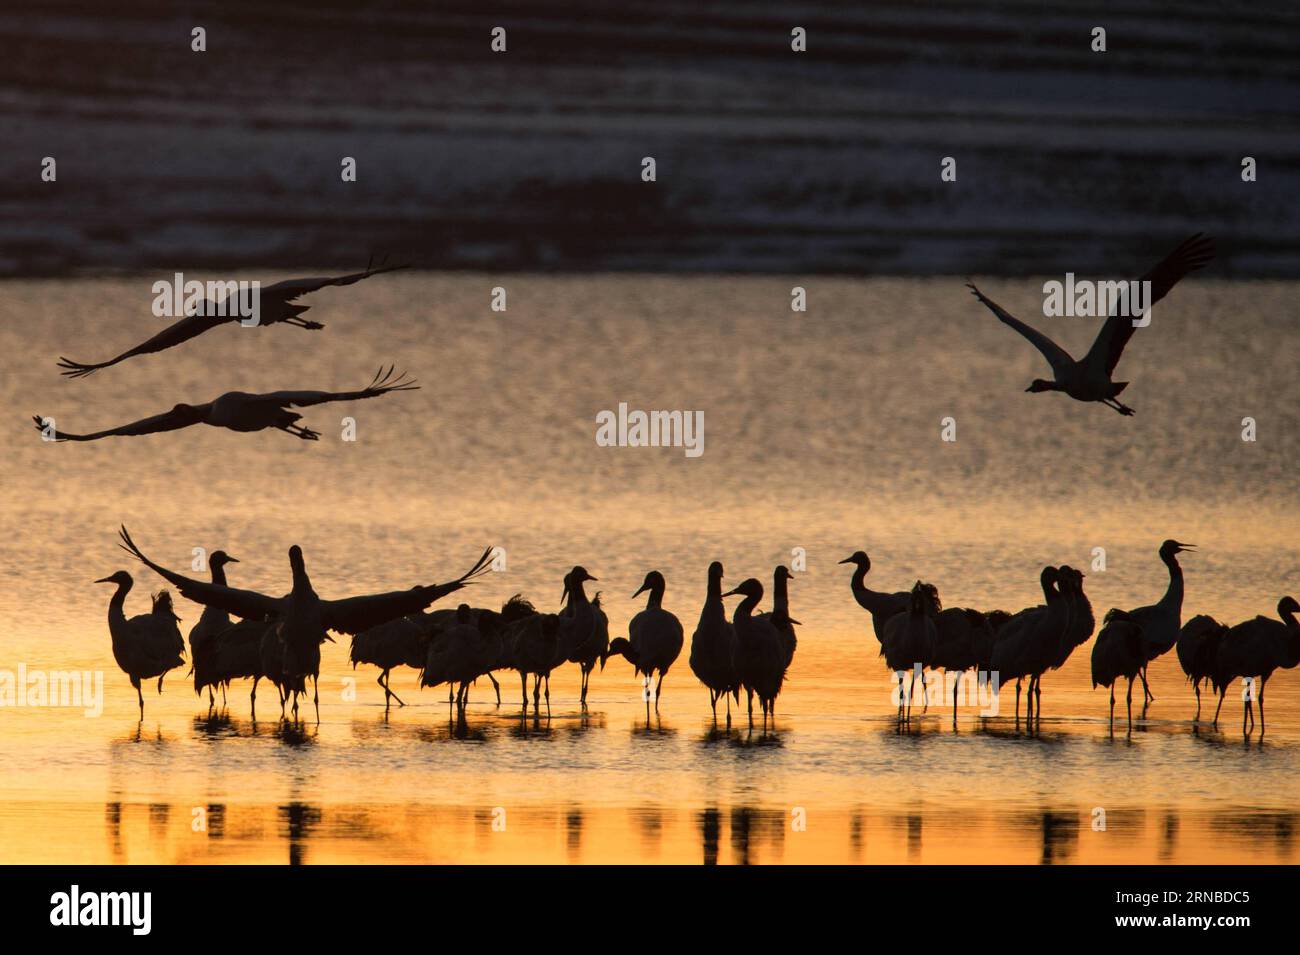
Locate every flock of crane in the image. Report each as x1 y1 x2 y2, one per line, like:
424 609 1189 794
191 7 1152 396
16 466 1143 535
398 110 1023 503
40 231 1295 737
95 529 1298 737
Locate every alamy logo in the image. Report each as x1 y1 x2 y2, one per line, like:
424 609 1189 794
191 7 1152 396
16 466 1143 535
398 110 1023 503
1042 275 1152 327
0 665 103 717
595 403 704 458
49 885 151 935
152 272 261 326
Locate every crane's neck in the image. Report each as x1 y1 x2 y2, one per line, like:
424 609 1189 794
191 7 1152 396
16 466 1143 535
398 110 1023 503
568 579 590 607
1157 553 1184 616
643 583 664 610
732 592 760 625
107 580 132 631
211 563 228 586
772 574 789 618
850 565 893 614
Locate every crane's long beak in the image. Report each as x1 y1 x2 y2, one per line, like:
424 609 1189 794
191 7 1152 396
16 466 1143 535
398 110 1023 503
722 587 741 598
837 557 852 564
93 576 114 584
632 583 649 599
227 556 240 563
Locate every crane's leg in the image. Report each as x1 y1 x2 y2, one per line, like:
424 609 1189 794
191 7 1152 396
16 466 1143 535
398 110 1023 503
709 689 717 723
1125 677 1133 734
747 688 754 726
1194 681 1201 722
1258 679 1267 736
1014 679 1022 729
221 682 228 707
137 682 145 719
906 669 916 721
725 690 732 729
920 669 928 713
386 673 405 707
1140 666 1154 703
488 672 501 705
250 676 258 719
655 673 665 709
313 676 320 723
1212 687 1225 727
952 671 960 729
520 673 528 713
543 675 551 715
1108 685 1115 735
208 686 215 707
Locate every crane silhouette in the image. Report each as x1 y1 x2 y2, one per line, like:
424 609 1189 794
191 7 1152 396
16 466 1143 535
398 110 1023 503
350 615 427 709
56 261 408 377
186 550 242 707
118 526 492 720
1176 614 1229 722
723 578 787 730
1033 565 1093 719
882 582 940 722
966 233 1214 415
1091 608 1146 734
1212 596 1300 736
95 571 186 718
421 604 501 715
193 619 268 716
757 565 799 674
929 597 996 729
604 570 684 712
1121 540 1195 704
35 366 417 442
989 567 1070 728
558 567 608 706
688 561 740 726
497 597 564 716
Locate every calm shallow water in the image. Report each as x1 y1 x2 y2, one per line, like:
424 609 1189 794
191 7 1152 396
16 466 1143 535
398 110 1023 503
0 273 1296 863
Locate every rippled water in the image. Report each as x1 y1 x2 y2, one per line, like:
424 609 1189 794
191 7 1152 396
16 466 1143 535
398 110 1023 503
0 273 1296 863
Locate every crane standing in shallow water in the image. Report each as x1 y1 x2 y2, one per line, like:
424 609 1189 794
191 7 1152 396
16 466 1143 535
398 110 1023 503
558 567 608 707
1212 597 1300 736
1124 540 1196 704
1177 614 1229 722
724 578 787 730
689 561 740 726
604 570 684 712
882 582 940 723
187 550 242 707
1091 609 1146 735
95 571 186 718
350 615 427 710
988 567 1070 728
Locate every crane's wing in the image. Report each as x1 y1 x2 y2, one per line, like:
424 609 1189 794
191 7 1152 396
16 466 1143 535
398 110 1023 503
321 547 494 636
251 366 418 409
118 526 283 621
1083 233 1216 376
56 313 229 378
259 262 409 304
32 404 209 442
966 283 1075 378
